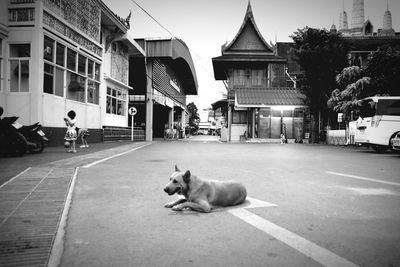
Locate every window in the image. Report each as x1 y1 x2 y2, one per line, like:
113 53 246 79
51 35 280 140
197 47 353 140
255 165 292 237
87 80 99 104
233 69 245 85
232 110 247 124
67 48 76 71
377 100 400 116
87 59 94 78
43 63 54 94
56 42 65 66
94 62 100 81
9 43 30 92
43 35 100 103
66 71 86 102
44 35 54 62
78 54 86 75
251 69 263 86
106 87 127 115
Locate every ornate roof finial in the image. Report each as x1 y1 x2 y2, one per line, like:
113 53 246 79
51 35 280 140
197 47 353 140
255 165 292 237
246 0 253 18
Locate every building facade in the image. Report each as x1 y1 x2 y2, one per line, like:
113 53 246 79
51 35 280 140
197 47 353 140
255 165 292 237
0 0 145 145
129 38 198 141
212 2 306 142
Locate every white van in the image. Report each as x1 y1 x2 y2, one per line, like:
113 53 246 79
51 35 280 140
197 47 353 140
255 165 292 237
354 96 400 152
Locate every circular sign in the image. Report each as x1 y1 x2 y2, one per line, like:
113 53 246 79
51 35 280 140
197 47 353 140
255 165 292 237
128 107 137 116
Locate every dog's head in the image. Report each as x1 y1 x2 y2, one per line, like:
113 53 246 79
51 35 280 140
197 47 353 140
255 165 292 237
163 165 191 196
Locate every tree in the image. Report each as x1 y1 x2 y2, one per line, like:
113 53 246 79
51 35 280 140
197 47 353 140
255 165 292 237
327 44 400 123
364 44 400 96
327 66 371 122
186 102 199 134
291 27 348 141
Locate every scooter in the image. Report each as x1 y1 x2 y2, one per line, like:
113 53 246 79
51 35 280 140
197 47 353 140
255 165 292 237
0 107 48 155
16 121 48 153
0 115 28 156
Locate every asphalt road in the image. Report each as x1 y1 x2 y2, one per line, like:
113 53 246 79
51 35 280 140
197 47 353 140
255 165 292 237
53 137 400 267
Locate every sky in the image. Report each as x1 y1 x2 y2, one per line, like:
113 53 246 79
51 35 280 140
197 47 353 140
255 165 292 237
103 0 400 111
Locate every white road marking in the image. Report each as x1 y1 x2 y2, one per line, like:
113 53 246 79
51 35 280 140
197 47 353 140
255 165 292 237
82 143 152 168
326 171 400 187
0 167 31 189
229 207 358 267
239 196 278 208
48 167 79 267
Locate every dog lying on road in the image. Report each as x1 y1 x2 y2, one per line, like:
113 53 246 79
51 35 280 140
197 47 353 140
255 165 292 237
164 165 247 213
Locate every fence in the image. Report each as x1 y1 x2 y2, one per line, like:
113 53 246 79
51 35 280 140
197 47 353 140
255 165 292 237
326 130 346 145
103 126 145 142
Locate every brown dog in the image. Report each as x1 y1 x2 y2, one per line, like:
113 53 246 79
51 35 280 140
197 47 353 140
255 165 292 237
163 165 247 213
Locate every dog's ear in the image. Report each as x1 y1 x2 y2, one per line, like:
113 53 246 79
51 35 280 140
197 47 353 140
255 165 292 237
183 170 191 184
175 164 181 172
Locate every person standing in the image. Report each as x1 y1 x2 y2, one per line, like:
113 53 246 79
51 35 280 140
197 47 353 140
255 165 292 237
64 110 77 153
76 127 90 148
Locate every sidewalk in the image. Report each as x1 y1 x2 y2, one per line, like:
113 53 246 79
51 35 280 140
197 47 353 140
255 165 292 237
0 141 133 186
0 141 151 267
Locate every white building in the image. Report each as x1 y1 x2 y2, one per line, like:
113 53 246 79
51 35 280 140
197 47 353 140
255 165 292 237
0 0 144 145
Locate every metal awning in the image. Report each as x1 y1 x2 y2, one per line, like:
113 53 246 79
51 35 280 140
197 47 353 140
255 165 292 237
114 34 145 57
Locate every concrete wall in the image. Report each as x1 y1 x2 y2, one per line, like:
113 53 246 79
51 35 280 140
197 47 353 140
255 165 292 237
327 130 346 145
231 124 247 142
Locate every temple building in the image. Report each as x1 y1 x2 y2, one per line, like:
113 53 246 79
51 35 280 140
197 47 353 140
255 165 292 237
212 2 307 142
331 0 400 67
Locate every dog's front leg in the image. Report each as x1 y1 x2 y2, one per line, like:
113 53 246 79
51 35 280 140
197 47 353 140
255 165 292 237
164 197 187 208
172 200 211 213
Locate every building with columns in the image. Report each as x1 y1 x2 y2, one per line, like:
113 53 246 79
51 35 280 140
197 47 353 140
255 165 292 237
129 38 198 141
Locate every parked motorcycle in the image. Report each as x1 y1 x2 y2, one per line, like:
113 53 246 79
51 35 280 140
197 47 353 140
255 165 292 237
15 120 48 153
0 115 27 156
0 107 48 155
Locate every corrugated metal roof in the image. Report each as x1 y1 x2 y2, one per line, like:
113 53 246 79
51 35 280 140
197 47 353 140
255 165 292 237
235 88 306 107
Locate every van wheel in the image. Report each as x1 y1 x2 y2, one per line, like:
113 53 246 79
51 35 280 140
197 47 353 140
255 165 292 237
372 145 388 153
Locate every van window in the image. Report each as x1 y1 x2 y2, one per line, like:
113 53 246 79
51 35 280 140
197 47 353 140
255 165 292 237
376 100 400 116
359 99 376 118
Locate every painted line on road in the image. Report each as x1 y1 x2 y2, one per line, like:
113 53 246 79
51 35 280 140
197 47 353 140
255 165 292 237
48 167 79 267
0 167 31 189
229 207 358 267
82 143 152 168
326 171 400 187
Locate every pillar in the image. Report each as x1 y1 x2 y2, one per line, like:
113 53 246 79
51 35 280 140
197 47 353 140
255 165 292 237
228 105 232 142
145 61 153 141
181 109 186 138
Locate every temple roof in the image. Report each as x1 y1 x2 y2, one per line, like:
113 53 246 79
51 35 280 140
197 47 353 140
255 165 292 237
235 88 306 107
212 1 285 80
222 1 274 55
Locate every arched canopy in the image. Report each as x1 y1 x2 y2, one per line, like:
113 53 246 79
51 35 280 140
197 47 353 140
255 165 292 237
142 38 198 95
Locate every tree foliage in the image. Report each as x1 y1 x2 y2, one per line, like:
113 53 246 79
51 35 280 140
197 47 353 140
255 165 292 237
327 66 371 122
290 27 349 116
186 102 199 133
328 44 400 122
364 44 400 96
